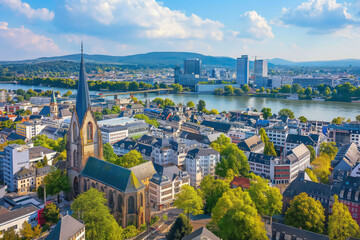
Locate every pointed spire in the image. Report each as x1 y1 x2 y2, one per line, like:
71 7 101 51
75 42 91 126
50 88 57 104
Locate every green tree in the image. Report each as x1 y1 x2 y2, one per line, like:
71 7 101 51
285 192 325 234
111 105 121 114
356 115 360 121
259 128 276 156
259 87 265 93
171 83 183 93
214 88 225 95
93 111 103 121
328 195 360 240
299 116 307 123
134 114 159 127
291 83 301 93
210 134 231 153
197 100 206 112
103 143 119 164
241 84 250 93
173 185 203 218
247 174 282 216
261 107 272 119
119 150 145 168
307 145 316 162
312 154 331 184
278 108 295 119
209 109 219 115
122 225 138 239
215 144 250 177
71 189 123 240
234 88 244 95
280 84 292 93
186 101 195 108
63 90 72 97
166 213 193 240
128 81 139 91
20 221 37 240
43 169 71 202
43 203 60 226
224 85 234 95
305 87 312 96
2 228 21 240
211 188 267 240
305 168 318 182
200 175 229 214
332 117 345 125
319 142 338 160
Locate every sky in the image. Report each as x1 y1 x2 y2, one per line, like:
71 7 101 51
1 0 360 61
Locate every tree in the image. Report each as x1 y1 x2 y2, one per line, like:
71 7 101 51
200 175 229 214
215 144 250 177
247 174 282 216
172 83 183 93
259 128 276 156
291 83 301 93
234 88 244 95
307 145 316 162
260 87 265 93
278 108 295 119
21 222 36 240
332 117 345 125
134 114 159 127
328 195 360 240
103 143 119 164
71 189 123 240
128 81 139 91
209 109 219 115
312 154 331 184
241 84 250 93
173 185 203 218
211 188 267 240
299 116 307 123
261 107 272 119
305 168 318 183
305 87 312 96
210 134 231 153
197 100 206 112
166 213 193 240
119 150 145 168
44 203 60 226
2 228 21 240
319 142 338 160
224 85 234 95
356 115 360 121
93 111 103 121
280 84 292 93
186 101 195 108
111 105 121 114
214 88 225 95
285 192 325 234
43 169 71 202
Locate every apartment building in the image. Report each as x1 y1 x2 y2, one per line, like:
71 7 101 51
149 163 190 210
327 122 360 147
16 120 46 139
13 167 35 195
284 134 320 155
151 139 188 167
100 125 128 144
3 144 30 192
185 148 220 187
265 124 289 150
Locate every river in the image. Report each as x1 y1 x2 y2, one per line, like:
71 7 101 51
1 83 359 122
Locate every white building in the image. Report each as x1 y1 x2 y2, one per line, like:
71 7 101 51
16 120 46 139
3 144 30 192
151 139 188 167
236 55 249 85
29 146 57 166
185 148 220 187
265 125 289 150
100 126 128 145
0 205 38 238
149 164 190 210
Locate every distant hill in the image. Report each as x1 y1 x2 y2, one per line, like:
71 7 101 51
268 58 360 67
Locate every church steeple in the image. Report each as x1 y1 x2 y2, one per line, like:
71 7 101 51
50 89 58 117
75 42 91 126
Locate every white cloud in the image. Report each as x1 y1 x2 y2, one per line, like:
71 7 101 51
280 0 356 33
64 0 224 40
0 22 60 60
0 0 54 21
230 11 274 41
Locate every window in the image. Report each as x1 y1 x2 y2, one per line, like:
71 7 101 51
72 123 77 142
87 122 93 142
128 196 135 214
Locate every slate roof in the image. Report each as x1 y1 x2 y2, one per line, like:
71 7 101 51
14 167 34 180
75 44 91 127
81 157 144 193
248 152 275 165
134 143 153 156
187 148 219 158
0 127 13 136
332 142 360 169
36 166 52 177
29 146 56 160
0 205 38 225
46 215 84 240
201 120 232 133
179 131 209 144
113 138 137 150
129 161 156 181
238 135 264 152
271 222 329 240
39 106 50 116
182 227 220 240
286 134 317 146
7 132 27 141
331 176 360 204
151 163 190 185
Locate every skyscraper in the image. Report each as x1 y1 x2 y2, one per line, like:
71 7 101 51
184 58 201 76
236 55 249 85
254 59 268 87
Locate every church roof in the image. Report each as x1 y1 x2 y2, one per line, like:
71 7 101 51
75 43 91 126
81 157 144 193
46 215 84 240
51 90 57 104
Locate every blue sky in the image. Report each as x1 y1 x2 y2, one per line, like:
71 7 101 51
1 0 360 61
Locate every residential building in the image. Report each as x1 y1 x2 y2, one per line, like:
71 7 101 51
271 222 329 240
284 134 320 155
16 120 46 139
29 146 57 166
327 122 360 147
293 78 334 87
265 124 289 150
238 135 265 154
184 59 201 76
332 142 360 172
112 138 136 156
185 148 220 187
236 55 249 85
13 167 35 195
350 163 360 177
35 166 51 190
100 125 128 144
247 152 274 179
46 215 85 240
3 144 30 192
149 163 190 210
0 205 38 238
182 227 220 240
151 139 188 167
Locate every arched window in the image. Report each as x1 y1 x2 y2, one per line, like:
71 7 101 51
91 182 95 189
118 195 123 213
83 179 87 192
128 196 135 214
87 122 93 142
140 193 144 207
73 149 77 167
108 190 114 210
72 123 77 142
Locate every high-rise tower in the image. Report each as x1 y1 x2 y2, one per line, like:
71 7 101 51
236 55 249 85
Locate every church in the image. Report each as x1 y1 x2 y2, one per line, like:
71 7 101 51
66 44 151 228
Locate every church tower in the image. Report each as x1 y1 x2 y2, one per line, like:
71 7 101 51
66 43 103 196
49 90 59 118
